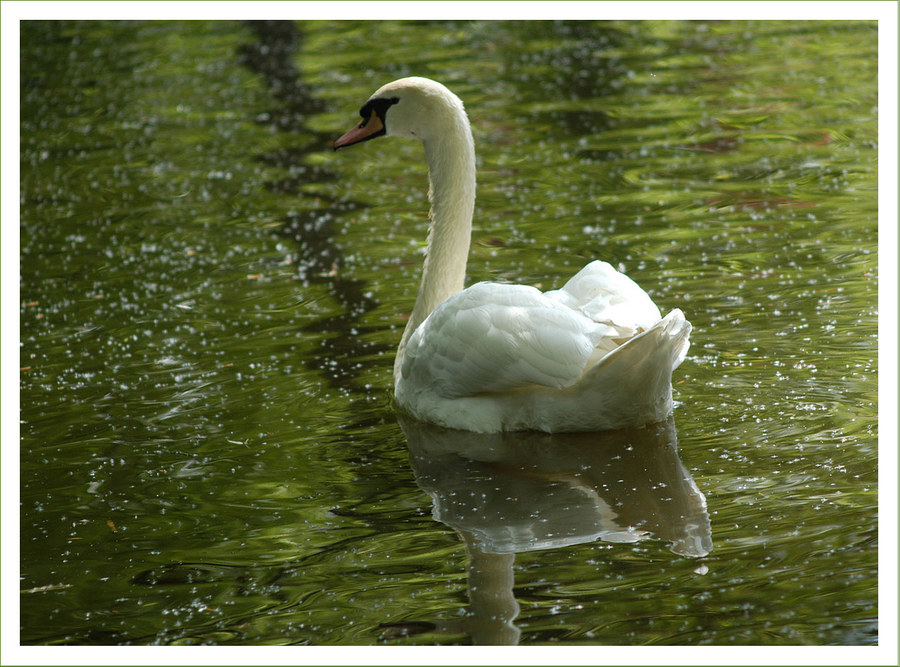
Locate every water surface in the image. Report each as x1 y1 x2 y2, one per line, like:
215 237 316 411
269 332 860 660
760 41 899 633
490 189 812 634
18 19 878 646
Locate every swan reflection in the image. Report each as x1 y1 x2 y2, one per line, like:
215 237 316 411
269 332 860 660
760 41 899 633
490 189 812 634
389 416 711 644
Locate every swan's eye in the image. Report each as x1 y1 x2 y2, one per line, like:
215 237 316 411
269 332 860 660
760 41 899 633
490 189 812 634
357 108 377 129
359 96 400 127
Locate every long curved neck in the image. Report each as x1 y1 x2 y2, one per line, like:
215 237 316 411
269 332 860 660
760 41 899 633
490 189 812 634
396 112 476 376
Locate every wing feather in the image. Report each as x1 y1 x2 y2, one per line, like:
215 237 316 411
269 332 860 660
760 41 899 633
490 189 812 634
402 278 618 398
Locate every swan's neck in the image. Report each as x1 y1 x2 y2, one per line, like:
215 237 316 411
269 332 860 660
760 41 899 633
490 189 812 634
396 117 476 377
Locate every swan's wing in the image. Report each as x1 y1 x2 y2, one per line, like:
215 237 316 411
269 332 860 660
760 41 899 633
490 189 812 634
544 260 661 335
400 280 632 399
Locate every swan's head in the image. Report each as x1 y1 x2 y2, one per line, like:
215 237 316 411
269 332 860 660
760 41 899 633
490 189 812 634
333 76 467 150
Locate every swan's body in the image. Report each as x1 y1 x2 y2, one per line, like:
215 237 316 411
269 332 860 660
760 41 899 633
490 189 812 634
335 77 690 433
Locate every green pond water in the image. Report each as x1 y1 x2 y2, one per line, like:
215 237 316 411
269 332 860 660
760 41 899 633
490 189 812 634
19 20 878 646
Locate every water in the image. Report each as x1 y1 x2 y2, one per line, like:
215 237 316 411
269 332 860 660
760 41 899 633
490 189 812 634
17 20 879 647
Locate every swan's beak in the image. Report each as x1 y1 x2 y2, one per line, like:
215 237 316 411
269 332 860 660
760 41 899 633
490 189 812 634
333 109 385 150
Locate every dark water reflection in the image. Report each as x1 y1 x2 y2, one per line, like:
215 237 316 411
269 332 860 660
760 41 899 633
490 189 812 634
237 21 390 419
17 19 880 647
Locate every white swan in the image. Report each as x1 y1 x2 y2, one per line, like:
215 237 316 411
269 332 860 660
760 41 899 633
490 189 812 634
335 77 690 433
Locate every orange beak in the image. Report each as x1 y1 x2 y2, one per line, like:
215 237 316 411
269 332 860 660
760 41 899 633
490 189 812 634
333 109 385 150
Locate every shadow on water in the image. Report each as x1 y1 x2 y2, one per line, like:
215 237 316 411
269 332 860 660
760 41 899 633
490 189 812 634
384 416 711 645
238 20 326 128
237 21 389 413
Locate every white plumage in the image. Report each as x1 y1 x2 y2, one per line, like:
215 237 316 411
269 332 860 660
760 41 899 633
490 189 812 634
335 77 690 433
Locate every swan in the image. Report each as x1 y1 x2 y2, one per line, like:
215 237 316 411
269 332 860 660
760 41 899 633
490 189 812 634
334 76 690 433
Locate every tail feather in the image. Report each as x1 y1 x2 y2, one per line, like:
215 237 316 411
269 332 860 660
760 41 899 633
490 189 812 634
577 309 691 427
593 309 690 373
